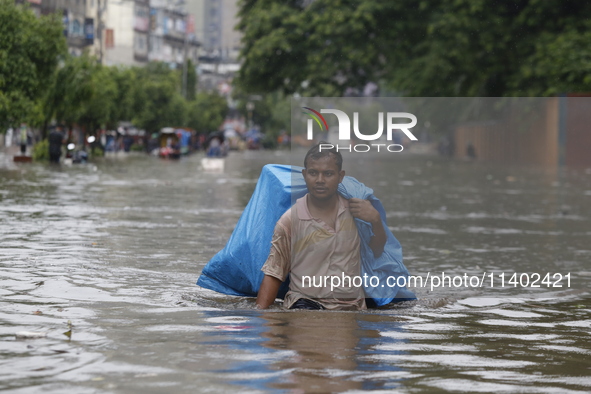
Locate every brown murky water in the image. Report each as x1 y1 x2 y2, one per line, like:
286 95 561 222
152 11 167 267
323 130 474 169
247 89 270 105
1 149 590 393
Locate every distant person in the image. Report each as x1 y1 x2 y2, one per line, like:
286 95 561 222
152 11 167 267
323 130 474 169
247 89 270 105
5 128 13 148
198 133 206 150
123 135 134 152
72 149 88 164
221 139 230 156
19 124 27 155
105 132 116 152
48 127 64 163
148 132 159 153
466 142 477 159
207 137 222 157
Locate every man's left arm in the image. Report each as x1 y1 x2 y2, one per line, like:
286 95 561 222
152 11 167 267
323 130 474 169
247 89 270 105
349 198 387 258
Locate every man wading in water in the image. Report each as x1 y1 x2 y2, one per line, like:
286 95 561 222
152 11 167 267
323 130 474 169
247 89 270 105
256 144 387 310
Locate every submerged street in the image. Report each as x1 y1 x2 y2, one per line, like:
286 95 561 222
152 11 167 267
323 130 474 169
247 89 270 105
1 150 590 393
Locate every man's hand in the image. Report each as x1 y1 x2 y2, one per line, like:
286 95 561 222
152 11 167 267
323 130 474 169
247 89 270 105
349 198 386 258
349 198 381 224
256 275 282 309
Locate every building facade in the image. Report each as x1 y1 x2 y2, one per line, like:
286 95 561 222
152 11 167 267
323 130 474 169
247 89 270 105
36 0 98 57
148 0 199 69
186 0 240 61
185 0 241 92
19 0 198 69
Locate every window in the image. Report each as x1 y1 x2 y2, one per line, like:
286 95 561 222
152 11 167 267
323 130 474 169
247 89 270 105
72 20 81 36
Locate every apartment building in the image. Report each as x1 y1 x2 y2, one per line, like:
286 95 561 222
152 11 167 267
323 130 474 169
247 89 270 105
18 0 199 69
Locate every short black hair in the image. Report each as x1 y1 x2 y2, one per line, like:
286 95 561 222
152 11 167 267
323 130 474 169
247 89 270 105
304 142 343 170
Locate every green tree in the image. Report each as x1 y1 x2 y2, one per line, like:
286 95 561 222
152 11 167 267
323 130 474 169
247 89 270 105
234 91 289 141
186 92 227 133
258 92 291 147
42 54 95 136
110 66 138 126
236 0 591 97
77 63 118 135
237 0 386 96
186 59 197 101
133 62 187 133
0 0 66 129
386 0 591 96
43 54 122 140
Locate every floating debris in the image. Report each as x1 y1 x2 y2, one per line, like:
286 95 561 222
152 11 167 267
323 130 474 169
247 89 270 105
15 331 47 339
63 320 73 340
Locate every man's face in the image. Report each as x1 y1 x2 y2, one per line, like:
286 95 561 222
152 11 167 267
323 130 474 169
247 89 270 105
302 155 345 201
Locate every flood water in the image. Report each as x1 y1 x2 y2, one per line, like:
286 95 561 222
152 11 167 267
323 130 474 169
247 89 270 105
1 149 590 393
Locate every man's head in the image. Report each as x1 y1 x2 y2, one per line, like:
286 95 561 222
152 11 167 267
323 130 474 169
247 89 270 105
304 142 342 171
302 143 345 202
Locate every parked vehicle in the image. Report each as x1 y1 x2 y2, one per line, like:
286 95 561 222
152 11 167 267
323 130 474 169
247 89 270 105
158 128 181 159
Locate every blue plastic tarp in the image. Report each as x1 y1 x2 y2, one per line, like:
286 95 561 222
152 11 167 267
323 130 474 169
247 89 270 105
177 129 191 148
196 164 416 306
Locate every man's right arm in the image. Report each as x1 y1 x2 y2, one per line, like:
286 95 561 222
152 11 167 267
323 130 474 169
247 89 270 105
257 215 291 309
256 275 282 309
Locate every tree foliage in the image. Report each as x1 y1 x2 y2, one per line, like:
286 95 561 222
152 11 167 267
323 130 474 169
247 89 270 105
186 59 197 101
41 57 227 136
236 0 591 97
132 62 187 133
109 66 138 127
44 54 95 132
187 92 228 132
77 63 119 132
0 0 66 128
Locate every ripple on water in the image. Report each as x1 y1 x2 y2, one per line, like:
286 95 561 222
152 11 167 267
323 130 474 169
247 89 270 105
364 354 536 368
457 297 529 307
477 319 555 328
422 378 587 393
467 333 561 341
401 323 459 331
484 309 545 318
558 320 591 328
461 370 591 389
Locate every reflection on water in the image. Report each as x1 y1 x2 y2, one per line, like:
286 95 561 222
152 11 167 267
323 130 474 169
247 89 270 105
261 311 363 392
0 150 590 392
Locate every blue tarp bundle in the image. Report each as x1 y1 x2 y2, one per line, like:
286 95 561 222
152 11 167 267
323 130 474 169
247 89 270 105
196 164 416 306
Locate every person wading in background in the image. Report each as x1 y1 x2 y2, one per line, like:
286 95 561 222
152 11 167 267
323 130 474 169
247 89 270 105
48 127 64 163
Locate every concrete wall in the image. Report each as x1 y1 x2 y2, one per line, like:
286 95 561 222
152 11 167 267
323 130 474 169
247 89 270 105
564 96 591 168
104 0 135 66
455 99 560 167
454 97 591 168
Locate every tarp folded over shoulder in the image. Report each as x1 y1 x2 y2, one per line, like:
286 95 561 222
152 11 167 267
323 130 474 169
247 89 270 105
196 164 416 306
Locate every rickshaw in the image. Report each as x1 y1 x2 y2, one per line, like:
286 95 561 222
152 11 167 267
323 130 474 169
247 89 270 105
158 127 181 159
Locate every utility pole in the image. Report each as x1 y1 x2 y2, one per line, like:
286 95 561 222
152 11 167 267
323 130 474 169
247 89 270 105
97 0 107 64
182 13 188 99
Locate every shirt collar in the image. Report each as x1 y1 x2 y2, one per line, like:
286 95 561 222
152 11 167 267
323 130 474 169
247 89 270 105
297 194 348 221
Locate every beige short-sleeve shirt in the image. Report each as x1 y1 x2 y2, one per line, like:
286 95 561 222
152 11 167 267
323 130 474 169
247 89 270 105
261 194 366 310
